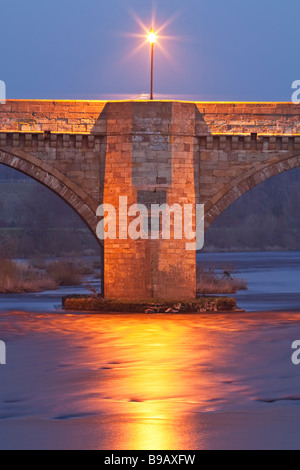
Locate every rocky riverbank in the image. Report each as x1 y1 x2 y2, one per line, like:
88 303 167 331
62 295 242 313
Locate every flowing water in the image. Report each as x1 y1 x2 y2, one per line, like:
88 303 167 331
0 251 299 450
199 251 300 312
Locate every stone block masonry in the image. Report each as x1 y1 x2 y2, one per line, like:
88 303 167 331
0 100 299 299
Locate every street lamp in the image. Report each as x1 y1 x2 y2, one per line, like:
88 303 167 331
148 27 156 100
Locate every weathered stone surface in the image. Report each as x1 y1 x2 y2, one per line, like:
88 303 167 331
0 100 299 300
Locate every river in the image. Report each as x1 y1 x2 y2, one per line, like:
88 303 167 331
0 251 299 450
199 251 300 312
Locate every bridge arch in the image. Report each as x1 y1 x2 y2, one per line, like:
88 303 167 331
0 148 101 242
205 153 300 230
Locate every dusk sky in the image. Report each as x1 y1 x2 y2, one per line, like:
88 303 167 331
1 0 300 101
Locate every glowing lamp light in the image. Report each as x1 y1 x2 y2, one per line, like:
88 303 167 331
148 27 156 44
125 12 180 100
148 28 156 100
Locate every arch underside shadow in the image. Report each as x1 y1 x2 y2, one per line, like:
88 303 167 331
0 147 101 245
205 153 300 230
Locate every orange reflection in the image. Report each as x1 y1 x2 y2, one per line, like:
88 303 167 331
89 315 205 449
2 311 264 449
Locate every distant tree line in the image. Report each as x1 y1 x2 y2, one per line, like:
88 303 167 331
0 165 100 258
205 167 300 251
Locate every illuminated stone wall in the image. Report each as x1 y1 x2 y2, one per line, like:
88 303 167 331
0 100 299 299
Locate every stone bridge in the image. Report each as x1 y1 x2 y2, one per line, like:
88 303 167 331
0 100 299 300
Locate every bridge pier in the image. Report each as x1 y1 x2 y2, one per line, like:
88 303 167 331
102 102 199 300
1 100 300 300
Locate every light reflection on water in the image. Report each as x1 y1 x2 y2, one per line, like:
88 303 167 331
0 251 300 448
1 311 300 449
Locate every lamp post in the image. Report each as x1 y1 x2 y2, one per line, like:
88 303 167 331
148 27 156 100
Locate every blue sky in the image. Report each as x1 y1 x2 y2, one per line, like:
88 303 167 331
1 0 299 101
